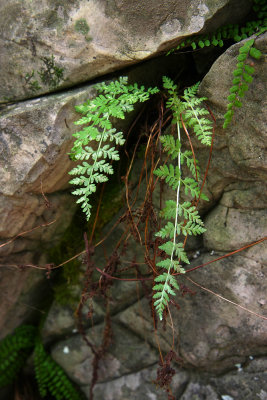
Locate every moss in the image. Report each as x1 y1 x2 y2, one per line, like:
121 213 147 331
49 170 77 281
75 19 90 35
89 182 125 243
48 209 87 307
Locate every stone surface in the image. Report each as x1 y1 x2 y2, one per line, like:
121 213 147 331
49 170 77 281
51 322 159 385
210 357 267 400
0 86 95 336
0 0 252 103
0 3 266 400
180 382 219 400
89 367 188 400
0 265 49 340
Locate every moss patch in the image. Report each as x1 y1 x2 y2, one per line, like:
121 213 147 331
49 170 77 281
48 209 87 307
75 19 90 35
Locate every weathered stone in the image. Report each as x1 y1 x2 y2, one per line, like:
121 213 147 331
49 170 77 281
204 204 267 251
0 0 252 103
51 322 159 385
114 252 267 373
197 33 267 208
0 85 96 336
88 366 188 400
210 357 267 400
0 266 49 340
180 382 219 400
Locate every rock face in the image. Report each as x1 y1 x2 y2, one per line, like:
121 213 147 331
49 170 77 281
0 85 98 337
0 1 266 400
0 0 252 103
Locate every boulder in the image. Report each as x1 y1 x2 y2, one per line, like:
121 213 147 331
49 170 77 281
0 0 252 103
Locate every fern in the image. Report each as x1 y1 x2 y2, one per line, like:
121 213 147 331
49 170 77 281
167 0 267 55
223 31 265 128
0 325 83 400
69 77 159 220
166 0 266 130
34 338 83 400
0 325 37 387
153 78 211 320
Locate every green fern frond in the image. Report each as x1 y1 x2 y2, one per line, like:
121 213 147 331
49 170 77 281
224 36 264 128
153 78 211 320
34 338 83 400
166 5 267 56
0 325 37 387
69 77 159 220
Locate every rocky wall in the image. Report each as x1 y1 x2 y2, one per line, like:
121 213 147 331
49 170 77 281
0 1 266 400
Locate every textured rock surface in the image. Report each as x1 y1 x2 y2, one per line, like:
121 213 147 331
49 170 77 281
0 2 266 399
0 86 96 336
0 0 252 103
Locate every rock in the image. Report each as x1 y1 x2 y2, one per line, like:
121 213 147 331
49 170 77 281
114 251 267 373
180 382 219 400
88 366 188 400
51 322 159 385
210 357 267 400
0 0 252 103
0 84 96 336
204 204 267 251
197 33 267 203
0 266 49 340
175 253 267 372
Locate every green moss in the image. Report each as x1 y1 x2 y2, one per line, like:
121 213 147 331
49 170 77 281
75 19 90 35
48 209 87 307
87 172 125 243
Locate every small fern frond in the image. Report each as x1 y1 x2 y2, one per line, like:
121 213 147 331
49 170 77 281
70 77 158 220
154 163 181 190
182 85 213 146
167 7 267 56
153 80 211 320
34 338 83 400
160 135 181 159
0 325 37 388
224 36 263 128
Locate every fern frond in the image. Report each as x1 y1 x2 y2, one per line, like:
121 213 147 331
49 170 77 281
180 150 200 177
153 80 210 320
224 36 263 128
160 135 181 159
69 77 158 220
34 338 83 400
0 325 37 387
154 163 181 190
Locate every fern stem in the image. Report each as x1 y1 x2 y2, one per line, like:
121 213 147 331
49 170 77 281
88 126 106 184
158 120 181 319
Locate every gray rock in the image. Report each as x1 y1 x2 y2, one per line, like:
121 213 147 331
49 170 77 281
0 84 95 336
210 357 267 400
0 0 252 103
180 382 219 400
89 366 188 400
51 322 159 385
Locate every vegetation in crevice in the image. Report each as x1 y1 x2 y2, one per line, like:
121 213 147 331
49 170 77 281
0 325 84 400
48 207 88 306
24 55 64 93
